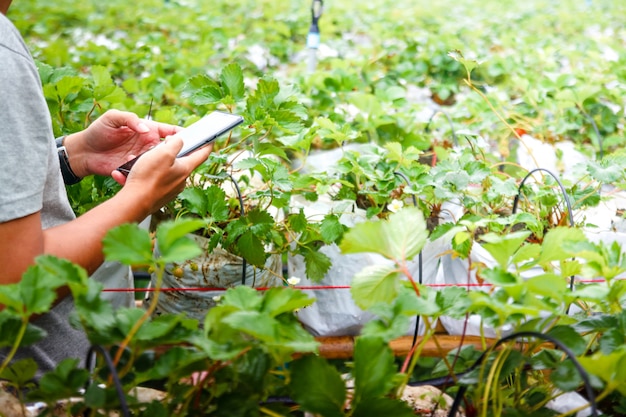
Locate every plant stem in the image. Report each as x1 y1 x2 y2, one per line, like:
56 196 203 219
112 263 164 367
0 318 28 374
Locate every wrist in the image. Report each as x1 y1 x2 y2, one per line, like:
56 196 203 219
58 132 90 178
56 135 83 185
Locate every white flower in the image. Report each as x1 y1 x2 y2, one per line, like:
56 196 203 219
287 276 301 286
388 199 404 213
212 295 222 302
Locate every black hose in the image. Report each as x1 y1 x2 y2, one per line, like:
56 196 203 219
85 345 130 417
446 330 597 417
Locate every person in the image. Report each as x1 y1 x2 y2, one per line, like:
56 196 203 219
0 0 211 374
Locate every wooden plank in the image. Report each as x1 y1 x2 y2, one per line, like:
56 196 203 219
316 335 493 359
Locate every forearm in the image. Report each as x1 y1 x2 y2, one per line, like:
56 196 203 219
42 188 153 274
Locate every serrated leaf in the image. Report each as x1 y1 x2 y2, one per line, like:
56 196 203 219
547 325 587 356
220 62 245 101
525 273 568 300
222 285 263 310
288 210 308 234
155 219 205 263
261 287 315 317
181 74 224 105
539 227 586 264
353 336 397 400
290 355 346 417
91 65 116 100
480 230 531 268
303 249 332 282
236 230 267 267
586 160 625 183
54 76 84 101
340 207 427 262
351 264 402 310
0 358 38 385
0 313 47 348
320 215 343 243
103 223 154 266
178 187 208 217
222 311 278 341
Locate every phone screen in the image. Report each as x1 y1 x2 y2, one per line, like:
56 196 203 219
117 111 244 176
177 111 244 157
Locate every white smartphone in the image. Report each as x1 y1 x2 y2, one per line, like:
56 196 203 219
116 111 244 176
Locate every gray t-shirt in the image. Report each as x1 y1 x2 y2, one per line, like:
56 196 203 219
0 13 133 375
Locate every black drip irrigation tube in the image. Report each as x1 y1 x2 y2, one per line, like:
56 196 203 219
512 168 576 297
444 331 598 417
85 345 130 417
263 332 598 416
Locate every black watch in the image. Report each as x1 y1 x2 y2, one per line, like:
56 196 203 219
55 136 82 185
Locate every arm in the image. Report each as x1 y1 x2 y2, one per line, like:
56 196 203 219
60 109 183 179
0 136 211 285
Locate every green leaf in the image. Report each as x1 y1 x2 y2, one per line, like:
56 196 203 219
290 355 346 417
0 358 38 385
353 336 397 401
525 273 568 301
178 187 208 217
27 358 89 402
288 210 308 234
103 223 154 266
352 397 415 417
84 384 107 409
222 311 278 342
320 214 344 243
91 65 117 100
261 287 315 317
303 249 332 282
220 62 245 101
547 325 587 356
539 227 586 264
481 267 520 286
351 264 402 310
181 74 224 105
480 230 531 268
586 160 625 183
201 185 230 221
155 219 205 263
236 230 267 267
54 75 84 101
0 312 47 348
340 207 427 262
0 257 77 316
222 286 263 311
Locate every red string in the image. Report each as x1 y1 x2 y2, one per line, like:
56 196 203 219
102 278 615 293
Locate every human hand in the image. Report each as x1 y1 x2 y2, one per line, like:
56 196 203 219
63 109 182 178
113 136 212 213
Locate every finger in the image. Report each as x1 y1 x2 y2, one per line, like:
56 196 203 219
149 121 183 139
111 169 128 186
146 136 183 164
123 113 150 134
179 143 212 170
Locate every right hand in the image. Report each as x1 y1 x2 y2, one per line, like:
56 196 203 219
113 135 212 214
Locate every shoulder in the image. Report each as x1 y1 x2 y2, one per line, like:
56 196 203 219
0 13 31 61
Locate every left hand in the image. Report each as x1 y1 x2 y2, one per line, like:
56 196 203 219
63 109 182 177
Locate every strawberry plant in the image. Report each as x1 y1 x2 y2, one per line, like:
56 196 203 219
5 0 626 414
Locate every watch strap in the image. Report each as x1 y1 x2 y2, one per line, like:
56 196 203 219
55 136 82 185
